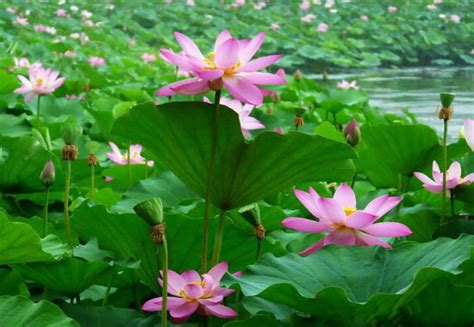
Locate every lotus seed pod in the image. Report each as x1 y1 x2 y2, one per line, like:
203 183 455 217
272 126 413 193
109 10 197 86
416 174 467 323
134 198 164 225
62 124 83 145
440 92 455 108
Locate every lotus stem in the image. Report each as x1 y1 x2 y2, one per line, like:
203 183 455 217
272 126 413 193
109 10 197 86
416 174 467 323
64 159 73 250
351 173 358 188
211 210 227 266
43 186 50 237
36 95 42 127
127 141 132 188
201 89 221 273
450 190 455 219
441 118 448 224
90 164 95 201
160 235 169 327
102 273 115 307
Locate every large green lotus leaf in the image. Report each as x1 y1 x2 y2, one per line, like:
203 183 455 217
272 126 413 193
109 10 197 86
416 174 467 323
0 295 78 327
0 114 30 138
0 136 51 191
232 235 474 324
15 258 110 294
72 204 159 293
111 102 356 209
0 213 60 265
356 124 439 188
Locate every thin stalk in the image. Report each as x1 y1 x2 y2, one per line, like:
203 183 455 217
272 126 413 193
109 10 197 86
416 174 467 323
43 186 50 237
102 273 115 307
90 164 95 201
160 235 169 327
64 160 73 250
145 160 149 179
211 210 227 266
256 238 263 260
350 173 358 188
201 90 221 273
36 95 42 127
332 112 337 128
441 119 448 224
450 190 455 219
127 142 132 188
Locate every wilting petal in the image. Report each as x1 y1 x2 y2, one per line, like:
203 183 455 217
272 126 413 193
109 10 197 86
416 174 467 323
282 217 328 233
333 183 356 209
183 284 204 299
346 211 377 228
203 304 238 318
239 32 265 63
355 232 392 249
324 229 356 246
237 72 286 85
169 301 199 319
174 32 204 59
448 161 462 180
464 119 474 151
181 270 201 283
208 262 228 284
223 77 263 106
214 38 240 68
362 222 412 237
299 238 325 256
237 54 283 72
363 195 401 217
315 197 347 223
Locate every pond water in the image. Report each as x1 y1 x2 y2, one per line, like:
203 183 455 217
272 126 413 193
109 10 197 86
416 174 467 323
313 67 474 139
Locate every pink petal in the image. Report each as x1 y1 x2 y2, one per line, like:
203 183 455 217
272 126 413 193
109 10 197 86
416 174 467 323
197 296 224 306
173 32 204 59
432 161 440 174
315 197 347 223
223 77 263 106
346 211 377 229
207 262 228 284
25 93 35 103
363 195 401 217
203 304 238 318
195 69 224 81
213 288 235 297
157 77 205 97
183 284 204 299
414 172 437 186
142 297 163 311
240 115 265 131
362 222 412 237
159 49 194 71
169 301 199 319
324 229 356 246
294 188 320 217
171 78 210 95
448 161 462 180
181 270 201 283
214 29 232 53
464 119 474 151
237 54 283 72
237 72 286 85
164 270 186 295
460 173 474 184
239 32 265 63
355 232 392 249
299 238 325 256
282 217 329 233
333 183 356 209
214 38 240 68
424 184 444 193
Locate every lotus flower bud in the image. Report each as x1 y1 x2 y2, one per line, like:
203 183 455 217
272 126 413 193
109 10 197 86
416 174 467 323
294 69 303 81
344 118 361 147
134 198 163 226
61 124 83 145
40 160 55 187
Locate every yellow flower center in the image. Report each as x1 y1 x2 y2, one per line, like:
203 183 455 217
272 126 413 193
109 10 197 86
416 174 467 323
204 52 241 76
344 207 356 216
35 78 44 87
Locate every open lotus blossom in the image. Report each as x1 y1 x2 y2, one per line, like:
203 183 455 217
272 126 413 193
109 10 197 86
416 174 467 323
141 53 157 63
450 14 461 23
157 30 286 106
270 23 280 30
14 67 65 103
14 17 28 25
464 119 474 151
301 14 316 23
35 24 46 32
300 0 310 10
88 56 106 67
55 8 68 17
107 142 154 167
337 79 359 90
414 161 474 194
204 96 265 137
12 57 42 71
282 184 411 255
142 262 237 323
317 23 329 32
387 6 398 13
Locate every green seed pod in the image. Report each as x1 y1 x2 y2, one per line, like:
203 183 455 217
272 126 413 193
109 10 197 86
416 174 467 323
40 160 56 187
440 92 455 108
134 198 163 225
62 124 83 145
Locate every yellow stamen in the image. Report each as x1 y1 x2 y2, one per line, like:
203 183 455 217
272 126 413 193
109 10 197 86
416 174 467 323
344 207 356 216
35 78 44 87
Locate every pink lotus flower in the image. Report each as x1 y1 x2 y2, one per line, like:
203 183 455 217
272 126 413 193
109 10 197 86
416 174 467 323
270 23 280 30
103 176 113 183
360 15 369 21
434 0 443 3
157 30 286 106
88 56 105 67
465 119 474 151
414 161 474 193
204 96 265 137
253 2 266 10
387 6 398 13
107 142 154 167
231 0 246 8
301 14 316 23
14 17 28 25
55 9 67 17
141 53 157 63
337 79 359 90
142 262 237 323
282 184 411 255
186 0 195 6
317 23 329 33
300 0 310 10
12 57 42 71
14 67 65 103
35 24 46 32
450 14 461 23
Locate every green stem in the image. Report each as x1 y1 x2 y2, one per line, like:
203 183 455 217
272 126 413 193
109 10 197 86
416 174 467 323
332 112 337 128
43 186 50 237
211 210 227 266
350 173 358 188
450 190 455 219
201 90 221 273
145 160 149 179
64 160 73 250
256 238 263 260
441 119 448 224
36 95 42 127
127 142 132 188
161 235 169 327
102 273 115 307
90 164 95 201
